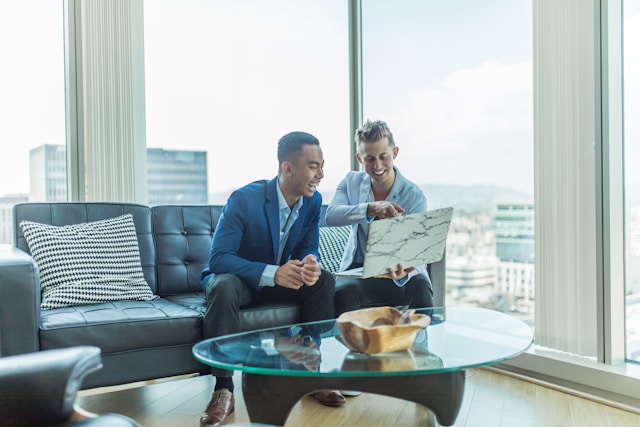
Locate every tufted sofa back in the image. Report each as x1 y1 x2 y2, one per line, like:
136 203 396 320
13 203 345 299
151 205 222 295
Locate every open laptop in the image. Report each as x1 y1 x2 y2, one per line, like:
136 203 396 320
335 206 454 279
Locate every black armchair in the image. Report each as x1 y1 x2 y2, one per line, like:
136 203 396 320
0 345 139 427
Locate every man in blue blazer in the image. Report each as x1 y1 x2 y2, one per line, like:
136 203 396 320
199 132 340 427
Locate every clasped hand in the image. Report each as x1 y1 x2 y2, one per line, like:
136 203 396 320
275 254 321 290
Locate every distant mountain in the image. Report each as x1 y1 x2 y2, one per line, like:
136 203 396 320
421 184 533 214
209 183 534 213
211 182 640 214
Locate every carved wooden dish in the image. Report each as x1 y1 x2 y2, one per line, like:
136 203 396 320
341 349 417 371
336 306 431 354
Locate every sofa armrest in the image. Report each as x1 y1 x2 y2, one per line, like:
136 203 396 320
0 346 102 425
428 249 446 307
0 245 41 356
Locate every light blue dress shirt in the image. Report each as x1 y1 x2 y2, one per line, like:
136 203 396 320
259 183 303 287
325 166 427 286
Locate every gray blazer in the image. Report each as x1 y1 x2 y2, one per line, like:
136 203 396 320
325 167 428 280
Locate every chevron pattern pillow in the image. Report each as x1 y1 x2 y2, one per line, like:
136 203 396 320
20 214 158 310
318 225 350 275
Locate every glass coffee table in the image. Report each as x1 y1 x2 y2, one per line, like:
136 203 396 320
192 306 533 426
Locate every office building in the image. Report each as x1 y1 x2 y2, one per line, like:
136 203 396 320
146 148 208 205
28 145 208 206
0 194 28 244
29 144 67 203
494 203 535 305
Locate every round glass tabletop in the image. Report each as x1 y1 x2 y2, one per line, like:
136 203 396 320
192 306 533 378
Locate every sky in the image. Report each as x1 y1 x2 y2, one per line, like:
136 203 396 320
0 1 65 196
0 0 638 200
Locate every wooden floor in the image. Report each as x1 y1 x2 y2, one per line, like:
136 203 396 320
77 368 640 427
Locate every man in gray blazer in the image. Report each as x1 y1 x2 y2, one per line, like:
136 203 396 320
325 119 434 315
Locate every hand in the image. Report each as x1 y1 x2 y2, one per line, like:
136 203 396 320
374 263 415 280
274 260 306 290
367 201 405 219
275 334 321 371
300 254 321 286
274 255 321 289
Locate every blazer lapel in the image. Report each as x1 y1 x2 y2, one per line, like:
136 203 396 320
265 179 280 263
359 173 372 203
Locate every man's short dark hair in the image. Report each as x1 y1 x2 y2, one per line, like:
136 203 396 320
277 131 320 164
354 119 396 147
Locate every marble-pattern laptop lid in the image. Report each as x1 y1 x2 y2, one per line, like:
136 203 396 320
336 206 454 279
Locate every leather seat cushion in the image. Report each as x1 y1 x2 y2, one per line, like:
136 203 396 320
39 299 202 354
39 295 302 355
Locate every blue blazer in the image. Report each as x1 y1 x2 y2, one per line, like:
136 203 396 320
201 178 322 291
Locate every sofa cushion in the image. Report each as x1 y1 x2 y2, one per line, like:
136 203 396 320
318 225 350 274
20 214 158 310
39 299 202 353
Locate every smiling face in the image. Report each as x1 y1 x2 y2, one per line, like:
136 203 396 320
356 136 398 188
279 144 324 205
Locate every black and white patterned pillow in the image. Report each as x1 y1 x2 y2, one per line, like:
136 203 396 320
318 226 351 275
20 214 158 310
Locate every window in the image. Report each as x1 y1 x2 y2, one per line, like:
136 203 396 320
143 0 350 205
0 0 66 243
624 2 640 362
361 0 534 323
3 0 640 406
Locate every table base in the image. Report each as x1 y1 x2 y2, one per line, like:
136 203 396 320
242 370 465 426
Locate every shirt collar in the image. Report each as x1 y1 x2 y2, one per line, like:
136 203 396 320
276 183 303 213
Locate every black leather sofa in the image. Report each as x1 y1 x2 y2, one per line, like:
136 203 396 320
0 202 445 390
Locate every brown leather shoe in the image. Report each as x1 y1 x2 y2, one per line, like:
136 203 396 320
311 390 346 407
200 388 235 427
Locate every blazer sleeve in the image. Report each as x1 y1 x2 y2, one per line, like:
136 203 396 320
325 173 369 226
207 191 271 288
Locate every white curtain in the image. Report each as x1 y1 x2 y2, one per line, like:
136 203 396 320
534 0 599 356
72 0 147 203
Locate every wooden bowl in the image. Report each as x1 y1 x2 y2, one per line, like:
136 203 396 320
341 349 417 371
336 306 431 354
